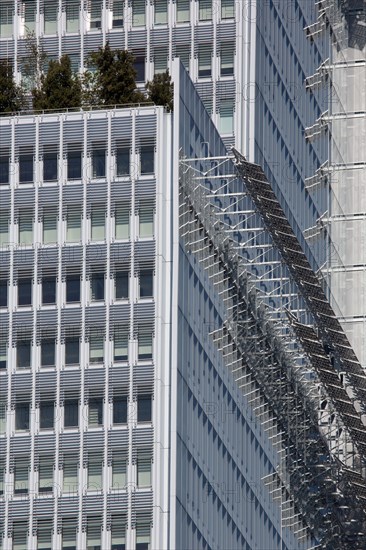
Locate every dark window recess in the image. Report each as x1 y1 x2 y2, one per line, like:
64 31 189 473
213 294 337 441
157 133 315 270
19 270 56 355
0 156 9 184
113 396 127 424
89 398 103 426
92 149 106 178
42 277 56 304
19 154 34 183
43 152 58 181
115 272 129 299
134 55 145 82
137 395 152 423
91 273 104 301
16 403 30 430
40 401 54 429
116 148 130 176
65 338 79 365
17 341 31 369
18 278 32 306
0 280 7 307
68 150 82 179
139 270 153 298
140 146 154 174
41 339 55 367
66 275 80 302
64 399 79 427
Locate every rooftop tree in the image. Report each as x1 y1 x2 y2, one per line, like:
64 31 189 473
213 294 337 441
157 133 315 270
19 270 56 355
146 70 174 112
0 60 25 114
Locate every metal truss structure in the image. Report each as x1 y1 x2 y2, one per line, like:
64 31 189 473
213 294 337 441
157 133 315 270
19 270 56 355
178 149 366 549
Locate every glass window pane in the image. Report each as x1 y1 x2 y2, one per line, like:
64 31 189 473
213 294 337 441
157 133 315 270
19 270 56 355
17 341 31 369
116 148 130 176
115 272 128 299
91 274 104 301
134 55 145 82
0 211 9 246
18 278 32 306
221 43 234 76
0 280 7 308
139 270 153 298
114 327 128 362
19 215 33 244
140 146 154 174
113 396 127 424
219 99 234 134
0 2 13 38
89 399 103 426
136 524 151 550
221 0 235 19
64 399 79 427
0 340 7 369
43 152 58 181
40 401 54 429
112 452 126 489
66 0 80 33
155 0 167 25
65 338 79 365
24 0 36 32
66 208 81 242
90 0 102 29
198 45 211 77
63 459 78 493
42 277 56 304
138 333 152 360
91 208 105 241
92 149 105 178
112 0 123 28
67 150 82 179
88 455 102 491
15 403 30 430
175 45 189 70
132 0 145 26
14 459 29 494
89 334 104 363
0 156 9 184
38 458 53 493
43 211 57 244
137 395 151 422
154 48 167 74
137 451 151 487
19 154 33 183
41 339 55 367
115 206 129 239
139 207 154 238
66 275 80 302
111 515 126 548
176 0 189 22
199 0 212 21
44 2 58 34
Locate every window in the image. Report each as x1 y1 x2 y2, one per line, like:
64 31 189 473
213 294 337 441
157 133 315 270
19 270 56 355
43 151 58 181
111 515 126 550
140 145 154 174
19 153 33 183
64 399 79 428
65 337 79 365
199 0 212 21
87 517 101 550
92 148 106 178
43 209 58 244
66 207 82 242
154 48 167 74
89 398 103 426
89 333 104 364
221 0 235 19
114 327 128 362
41 339 55 367
136 524 151 550
18 278 32 306
42 276 56 304
134 54 145 82
91 207 105 241
19 213 33 245
90 0 102 29
115 272 129 300
137 450 151 487
0 2 13 38
0 211 8 246
176 0 189 22
66 275 80 302
44 1 57 34
116 147 130 176
24 0 36 32
90 273 104 301
17 340 31 369
175 45 190 71
88 454 102 491
38 457 53 493
62 519 77 549
132 0 145 26
115 204 129 239
112 452 126 489
139 205 154 237
0 154 9 184
66 0 80 33
0 340 6 369
63 456 78 493
0 402 5 433
221 42 234 76
15 403 30 430
37 519 53 549
219 99 234 134
155 0 167 24
113 395 127 424
138 333 152 361
112 0 123 28
139 270 153 298
198 44 212 77
137 394 152 422
67 149 82 179
40 401 54 429
14 458 29 494
0 280 7 307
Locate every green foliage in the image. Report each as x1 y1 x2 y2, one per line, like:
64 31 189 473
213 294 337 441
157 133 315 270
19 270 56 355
0 60 25 114
85 43 146 106
146 70 174 112
32 55 82 111
22 30 48 91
